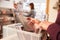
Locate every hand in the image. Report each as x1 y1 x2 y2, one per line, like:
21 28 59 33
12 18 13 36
27 17 53 31
39 21 53 30
27 17 41 32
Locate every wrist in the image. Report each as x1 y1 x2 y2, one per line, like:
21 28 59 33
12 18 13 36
40 21 53 31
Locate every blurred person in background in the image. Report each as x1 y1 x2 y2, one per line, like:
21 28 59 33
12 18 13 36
24 3 36 18
13 1 23 15
13 2 23 23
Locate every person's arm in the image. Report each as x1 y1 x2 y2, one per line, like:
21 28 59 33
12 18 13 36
47 23 60 40
24 10 36 18
27 17 60 40
25 12 32 17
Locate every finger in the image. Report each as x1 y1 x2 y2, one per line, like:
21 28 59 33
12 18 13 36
31 20 35 24
28 21 34 26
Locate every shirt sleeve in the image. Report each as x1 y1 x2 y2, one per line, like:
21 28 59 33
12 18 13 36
47 23 60 40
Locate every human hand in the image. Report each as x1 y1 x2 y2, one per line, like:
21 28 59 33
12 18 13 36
27 17 41 33
39 21 53 30
27 17 53 32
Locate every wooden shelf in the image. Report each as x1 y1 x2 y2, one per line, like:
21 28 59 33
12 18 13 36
0 9 16 25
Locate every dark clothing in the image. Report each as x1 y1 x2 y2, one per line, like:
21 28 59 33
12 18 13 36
47 10 60 40
55 10 60 25
47 23 60 40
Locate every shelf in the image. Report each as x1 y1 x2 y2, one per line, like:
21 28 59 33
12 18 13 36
0 13 13 15
0 33 3 35
0 14 13 17
0 9 16 25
